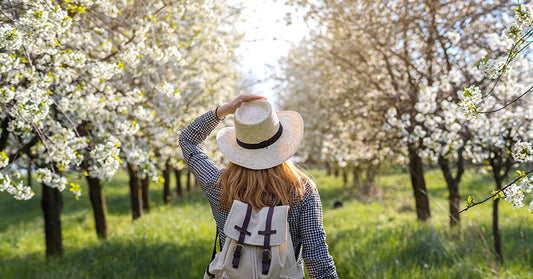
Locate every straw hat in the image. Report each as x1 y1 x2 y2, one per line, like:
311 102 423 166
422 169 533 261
216 99 304 170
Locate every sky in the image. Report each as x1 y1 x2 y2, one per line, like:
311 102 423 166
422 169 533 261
228 0 309 100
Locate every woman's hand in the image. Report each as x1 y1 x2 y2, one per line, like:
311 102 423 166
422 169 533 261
214 94 266 120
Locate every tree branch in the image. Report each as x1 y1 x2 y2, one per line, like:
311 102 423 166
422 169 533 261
454 167 533 216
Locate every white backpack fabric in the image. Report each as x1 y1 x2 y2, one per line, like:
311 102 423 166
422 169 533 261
204 200 304 279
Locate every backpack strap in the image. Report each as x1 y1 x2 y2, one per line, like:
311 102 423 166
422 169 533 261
211 228 219 261
258 206 277 275
232 204 253 268
205 228 219 278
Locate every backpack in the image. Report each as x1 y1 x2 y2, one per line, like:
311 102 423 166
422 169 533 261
204 200 304 279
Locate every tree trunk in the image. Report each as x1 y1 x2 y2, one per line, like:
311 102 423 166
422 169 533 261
0 117 10 151
493 197 502 263
363 168 377 197
408 144 431 221
163 162 171 204
437 156 461 227
489 151 511 264
141 177 150 212
27 163 32 187
41 183 63 257
186 169 192 192
492 175 503 263
127 164 142 220
351 166 361 192
175 168 183 198
342 168 348 186
86 176 108 239
333 162 340 177
326 161 332 176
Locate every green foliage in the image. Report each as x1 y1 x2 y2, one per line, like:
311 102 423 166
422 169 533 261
0 169 532 278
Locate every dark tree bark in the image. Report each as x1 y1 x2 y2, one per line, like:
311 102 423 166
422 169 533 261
489 153 511 264
489 158 504 264
163 162 171 204
0 117 10 151
437 155 464 227
362 168 377 197
490 164 504 263
333 162 340 177
175 168 183 198
493 196 502 263
186 169 192 192
351 166 361 191
8 136 38 165
41 183 63 257
127 164 142 220
27 163 32 187
86 176 108 239
342 167 348 186
141 177 150 212
408 144 431 221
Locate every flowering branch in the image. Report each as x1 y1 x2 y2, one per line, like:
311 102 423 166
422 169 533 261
479 83 533 113
455 167 533 216
457 4 533 121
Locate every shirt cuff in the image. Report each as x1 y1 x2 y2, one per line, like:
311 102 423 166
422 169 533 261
204 109 221 130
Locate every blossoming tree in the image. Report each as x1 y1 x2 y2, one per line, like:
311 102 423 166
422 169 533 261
282 0 514 223
454 3 533 262
1 0 242 257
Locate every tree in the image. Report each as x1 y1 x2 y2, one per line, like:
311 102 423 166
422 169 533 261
455 3 533 262
1 0 243 253
278 36 392 199
281 0 515 223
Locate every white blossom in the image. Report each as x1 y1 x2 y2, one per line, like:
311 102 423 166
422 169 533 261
9 181 34 200
518 176 532 193
0 151 9 168
478 58 505 79
446 31 461 45
89 62 123 80
0 173 34 200
512 141 533 162
0 25 22 50
503 183 525 209
458 86 482 120
35 168 68 191
415 86 437 114
507 24 525 43
88 137 122 181
514 4 533 29
155 82 180 98
1 0 241 201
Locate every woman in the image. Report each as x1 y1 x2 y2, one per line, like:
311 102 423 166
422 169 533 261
179 94 338 278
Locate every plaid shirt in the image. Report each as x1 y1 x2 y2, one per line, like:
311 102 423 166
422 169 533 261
179 111 338 279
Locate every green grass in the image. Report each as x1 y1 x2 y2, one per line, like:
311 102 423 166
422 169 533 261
0 168 532 278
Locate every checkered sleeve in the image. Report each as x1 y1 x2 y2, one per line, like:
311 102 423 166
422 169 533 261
178 110 223 205
299 182 338 279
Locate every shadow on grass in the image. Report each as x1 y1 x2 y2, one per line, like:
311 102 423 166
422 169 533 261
0 238 212 279
328 221 533 279
0 175 206 233
0 194 43 233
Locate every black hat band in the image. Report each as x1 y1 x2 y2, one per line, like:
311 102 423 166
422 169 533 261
236 124 283 150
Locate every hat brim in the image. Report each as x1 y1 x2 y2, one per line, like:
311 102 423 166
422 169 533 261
216 111 304 170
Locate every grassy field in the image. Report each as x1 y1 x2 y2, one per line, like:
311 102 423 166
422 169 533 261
0 167 532 278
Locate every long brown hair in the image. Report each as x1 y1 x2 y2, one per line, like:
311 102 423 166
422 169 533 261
217 161 309 210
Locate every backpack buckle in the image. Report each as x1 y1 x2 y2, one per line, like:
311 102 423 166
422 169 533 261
233 244 244 257
261 249 272 261
261 249 272 275
232 244 245 268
